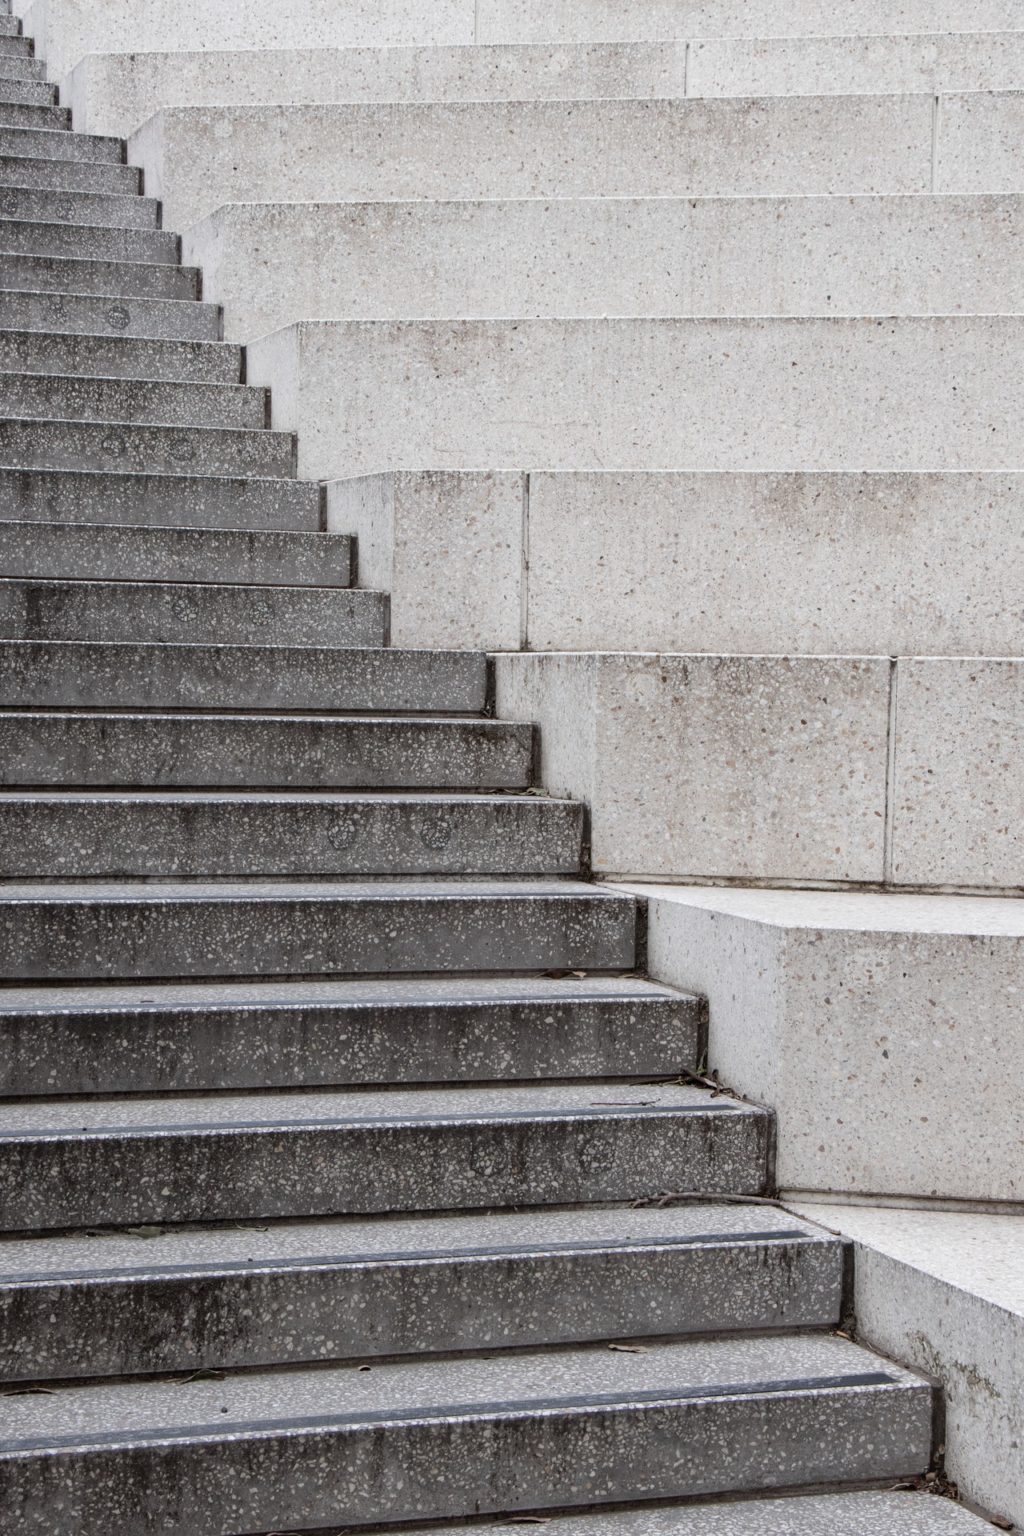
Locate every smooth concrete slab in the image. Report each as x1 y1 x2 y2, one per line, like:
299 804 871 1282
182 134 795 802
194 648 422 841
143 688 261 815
494 652 891 883
0 1333 928 1534
189 194 1024 343
0 1204 840 1379
248 316 1024 481
0 974 697 1095
0 790 582 877
333 470 1024 656
129 95 935 231
788 1203 1024 1532
0 1079 762 1226
0 468 320 530
621 885 1024 1203
67 40 690 139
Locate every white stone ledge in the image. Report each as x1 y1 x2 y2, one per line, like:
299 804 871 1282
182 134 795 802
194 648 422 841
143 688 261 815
787 1202 1024 1529
184 195 1024 344
246 315 1024 481
610 883 1024 1203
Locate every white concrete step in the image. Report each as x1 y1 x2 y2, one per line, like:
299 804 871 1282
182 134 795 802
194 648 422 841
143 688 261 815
0 1333 929 1533
248 315 1024 480
190 192 1024 342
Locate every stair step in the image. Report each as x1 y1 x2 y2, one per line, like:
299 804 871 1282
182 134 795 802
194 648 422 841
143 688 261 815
0 34 32 56
0 467 319 529
3 253 199 299
0 789 581 877
0 712 532 789
0 102 68 131
0 1334 931 1531
0 289 219 340
0 154 137 195
0 518 351 586
0 18 23 36
0 577 382 644
0 54 45 81
0 78 55 108
0 974 695 1095
0 329 241 383
0 372 264 427
0 1205 838 1380
0 1077 760 1227
0 417 294 476
0 877 635 985
0 184 159 228
0 218 177 262
398 1494 996 1536
0 124 122 163
0 640 488 711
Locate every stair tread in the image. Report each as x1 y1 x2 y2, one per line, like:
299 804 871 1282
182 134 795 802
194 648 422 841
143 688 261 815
0 1201 824 1279
0 1331 925 1446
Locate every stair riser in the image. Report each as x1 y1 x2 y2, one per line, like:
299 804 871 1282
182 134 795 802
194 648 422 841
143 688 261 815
3 255 199 299
0 586 383 646
0 1108 761 1229
0 420 294 477
0 797 579 877
0 331 240 384
0 470 320 530
0 889 636 983
0 126 122 162
0 522 352 587
0 36 32 56
0 155 138 193
0 992 695 1096
0 19 24 37
0 1383 932 1534
0 104 68 130
0 644 488 711
0 1239 842 1381
0 55 44 80
0 375 264 428
0 717 532 789
0 220 177 263
0 80 55 107
0 185 157 227
0 291 219 340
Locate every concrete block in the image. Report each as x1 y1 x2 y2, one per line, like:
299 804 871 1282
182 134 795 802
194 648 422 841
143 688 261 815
788 1204 1024 1531
622 885 1024 1202
247 316 1024 481
327 472 524 651
186 194 1024 343
892 659 1024 889
689 31 1024 98
67 40 687 139
493 652 890 882
130 95 933 230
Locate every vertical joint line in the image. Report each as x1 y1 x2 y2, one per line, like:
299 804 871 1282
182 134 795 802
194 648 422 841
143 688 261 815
520 471 531 651
683 40 690 99
930 94 941 193
883 656 899 886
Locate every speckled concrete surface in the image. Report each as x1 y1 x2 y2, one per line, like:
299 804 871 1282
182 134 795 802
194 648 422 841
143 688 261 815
0 467 321 529
0 418 293 477
4 251 199 299
0 218 176 261
0 1204 841 1379
0 973 695 1094
0 371 265 428
0 121 119 160
0 181 156 227
0 149 136 192
0 326 240 383
0 286 217 339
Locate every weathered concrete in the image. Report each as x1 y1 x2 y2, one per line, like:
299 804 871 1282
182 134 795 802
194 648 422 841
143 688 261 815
0 467 320 530
0 328 241 384
0 286 218 339
3 252 198 299
0 372 265 428
0 417 293 477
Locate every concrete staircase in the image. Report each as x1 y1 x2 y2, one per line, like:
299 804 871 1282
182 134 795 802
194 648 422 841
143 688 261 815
0 6 996 1536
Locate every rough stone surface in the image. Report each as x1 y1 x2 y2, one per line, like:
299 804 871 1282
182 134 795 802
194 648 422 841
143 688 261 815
0 417 293 477
0 286 218 339
3 251 198 298
0 467 320 530
0 370 266 428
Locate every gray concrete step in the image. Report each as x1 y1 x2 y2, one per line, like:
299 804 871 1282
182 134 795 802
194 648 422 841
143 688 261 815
0 54 45 81
0 417 295 476
0 102 68 131
0 17 23 36
0 519 352 586
0 1333 930 1532
0 77 55 108
0 151 138 194
0 789 580 877
3 252 199 298
0 183 159 228
0 33 32 56
0 1204 836 1381
0 640 488 711
0 218 177 263
0 288 219 340
0 877 638 984
0 1077 761 1227
396 1494 998 1536
0 371 264 427
0 123 122 162
0 467 320 529
0 712 532 789
0 974 695 1095
0 578 383 645
0 329 241 383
